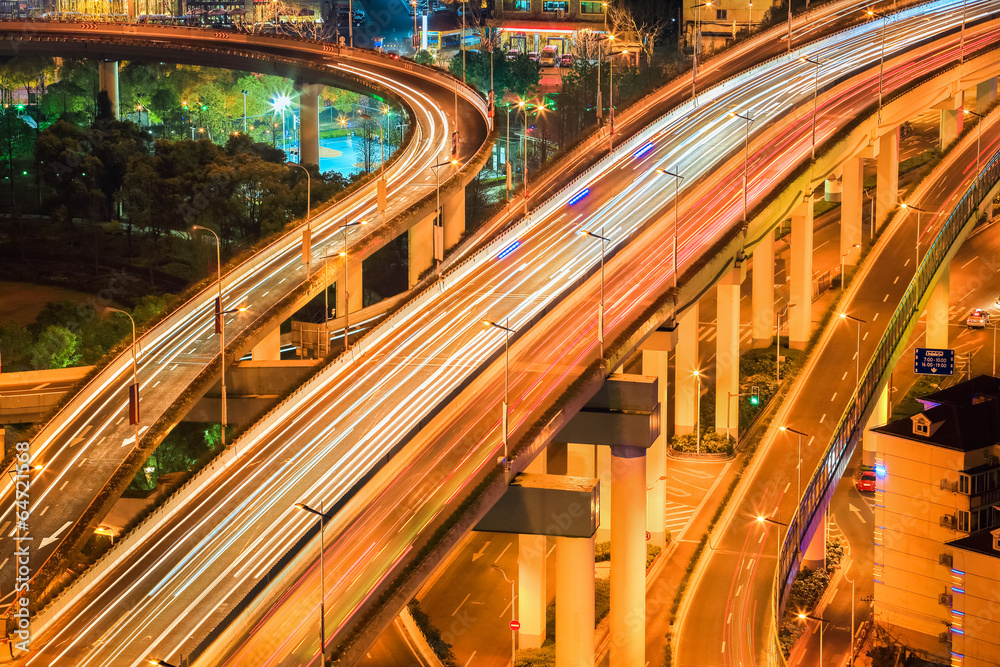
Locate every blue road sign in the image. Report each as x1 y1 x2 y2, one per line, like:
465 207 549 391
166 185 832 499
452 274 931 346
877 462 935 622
914 348 955 376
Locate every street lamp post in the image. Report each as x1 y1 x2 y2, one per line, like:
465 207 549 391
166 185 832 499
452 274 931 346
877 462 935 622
192 225 247 450
492 565 516 666
608 49 630 150
900 202 931 268
728 110 754 226
287 162 312 278
757 513 789 614
692 2 712 102
840 243 860 289
336 220 366 351
844 565 857 666
800 56 821 160
776 301 794 382
519 100 530 214
796 613 829 665
241 89 249 134
295 501 327 665
431 158 459 274
866 9 888 124
838 312 866 387
693 370 703 454
964 109 985 178
779 426 809 501
864 187 876 238
348 0 354 47
359 111 387 225
484 318 516 467
656 167 684 291
108 307 140 448
504 103 515 201
578 228 611 358
272 94 291 152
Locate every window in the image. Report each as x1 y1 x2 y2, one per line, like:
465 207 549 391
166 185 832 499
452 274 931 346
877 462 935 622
960 474 970 494
543 0 568 11
958 510 970 532
503 0 530 11
915 421 929 435
716 9 728 19
972 510 980 532
581 0 603 13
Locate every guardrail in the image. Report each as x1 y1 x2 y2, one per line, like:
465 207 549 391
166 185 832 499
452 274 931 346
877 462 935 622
769 115 1000 665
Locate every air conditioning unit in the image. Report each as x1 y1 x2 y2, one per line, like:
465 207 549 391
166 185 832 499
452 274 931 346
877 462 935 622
940 514 955 528
939 631 952 644
940 479 957 492
939 593 953 606
939 553 953 567
555 8 565 18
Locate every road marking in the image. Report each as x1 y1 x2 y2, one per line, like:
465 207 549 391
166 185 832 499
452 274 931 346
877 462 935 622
494 541 512 564
722 641 726 654
831 392 837 401
736 585 742 597
153 380 161 388
59 480 68 491
452 593 471 617
472 540 491 562
784 482 791 494
464 652 478 667
842 372 848 380
864 331 870 340
962 287 976 300
904 259 911 267
727 612 732 624
40 521 72 549
0 522 8 534
78 457 88 467
746 558 754 570
960 255 979 269
0 559 6 571
883 294 889 303
116 416 124 426
893 275 900 284
40 505 49 517
820 413 826 423
849 503 867 524
758 532 765 543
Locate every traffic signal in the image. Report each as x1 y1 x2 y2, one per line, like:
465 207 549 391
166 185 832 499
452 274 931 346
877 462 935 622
749 386 760 405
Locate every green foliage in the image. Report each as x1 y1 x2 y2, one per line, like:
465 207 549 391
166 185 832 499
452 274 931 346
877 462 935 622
128 422 228 491
407 600 458 667
31 325 81 369
595 540 611 562
891 375 942 421
670 431 734 455
0 322 31 371
448 51 541 98
414 50 436 66
595 577 611 623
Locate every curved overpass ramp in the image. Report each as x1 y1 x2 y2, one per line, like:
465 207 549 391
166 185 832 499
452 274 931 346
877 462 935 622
17 1 1000 666
0 20 490 613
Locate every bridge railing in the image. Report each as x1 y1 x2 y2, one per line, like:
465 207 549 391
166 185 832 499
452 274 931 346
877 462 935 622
769 124 1000 664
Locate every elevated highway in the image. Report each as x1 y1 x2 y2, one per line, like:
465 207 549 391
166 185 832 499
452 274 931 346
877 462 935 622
0 20 491 607
17 1 1000 665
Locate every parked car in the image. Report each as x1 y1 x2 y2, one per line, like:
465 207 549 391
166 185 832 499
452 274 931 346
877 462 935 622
527 51 540 63
506 48 520 60
857 470 877 492
539 44 559 66
559 53 575 67
966 308 991 328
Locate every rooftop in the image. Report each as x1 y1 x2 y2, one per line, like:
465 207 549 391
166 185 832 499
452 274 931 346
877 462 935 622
872 375 1000 452
947 528 1000 559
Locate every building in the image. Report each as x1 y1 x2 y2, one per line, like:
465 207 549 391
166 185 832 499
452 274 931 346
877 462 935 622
683 0 766 53
487 0 607 57
870 375 1000 665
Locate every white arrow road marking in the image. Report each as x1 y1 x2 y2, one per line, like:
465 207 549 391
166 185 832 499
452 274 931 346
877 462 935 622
121 426 151 447
40 521 72 549
849 503 867 524
472 540 491 562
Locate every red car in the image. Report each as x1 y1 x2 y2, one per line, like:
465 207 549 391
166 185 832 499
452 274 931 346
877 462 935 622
857 470 877 492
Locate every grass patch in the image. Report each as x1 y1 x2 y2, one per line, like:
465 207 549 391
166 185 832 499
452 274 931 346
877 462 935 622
890 375 944 421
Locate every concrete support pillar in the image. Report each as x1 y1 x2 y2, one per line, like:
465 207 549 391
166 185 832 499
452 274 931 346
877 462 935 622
335 259 363 317
940 107 964 150
715 273 740 438
751 231 775 348
251 326 282 361
609 445 645 667
976 77 998 114
926 268 950 350
566 443 595 477
863 383 889 467
802 514 827 569
674 304 699 435
555 535 595 667
442 185 466 252
518 454 547 648
408 217 435 288
296 83 321 167
642 350 668 548
789 196 814 349
98 61 119 119
841 156 864 265
876 127 899 226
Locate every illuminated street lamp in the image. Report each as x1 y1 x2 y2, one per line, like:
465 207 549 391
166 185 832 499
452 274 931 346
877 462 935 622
483 318 516 467
693 369 704 454
840 243 860 290
431 158 459 274
191 225 249 451
241 89 249 134
107 307 140 448
964 108 985 176
336 220 367 351
691 2 712 101
756 513 788 590
778 426 809 501
900 202 933 268
295 501 327 664
272 94 291 152
578 227 611 358
866 8 889 124
796 612 830 665
607 48 629 150
286 162 312 278
147 660 178 667
491 565 516 666
838 312 866 387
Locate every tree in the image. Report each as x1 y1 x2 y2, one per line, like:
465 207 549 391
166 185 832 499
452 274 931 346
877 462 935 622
414 50 436 66
354 113 381 174
31 325 81 369
0 322 33 372
609 3 669 64
0 109 32 207
447 51 540 99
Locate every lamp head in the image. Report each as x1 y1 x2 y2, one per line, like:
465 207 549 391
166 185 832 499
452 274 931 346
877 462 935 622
756 515 766 523
839 312 847 319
